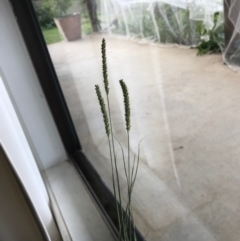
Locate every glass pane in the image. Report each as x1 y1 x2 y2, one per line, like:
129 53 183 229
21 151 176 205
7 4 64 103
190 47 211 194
33 0 240 240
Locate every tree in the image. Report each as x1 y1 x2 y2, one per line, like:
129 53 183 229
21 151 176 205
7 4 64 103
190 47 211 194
84 0 101 32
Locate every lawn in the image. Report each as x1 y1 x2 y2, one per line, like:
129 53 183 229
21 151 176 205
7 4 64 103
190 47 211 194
42 20 92 45
42 27 62 45
82 19 92 36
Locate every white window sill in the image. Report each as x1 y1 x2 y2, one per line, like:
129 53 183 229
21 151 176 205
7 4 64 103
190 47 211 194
44 161 115 241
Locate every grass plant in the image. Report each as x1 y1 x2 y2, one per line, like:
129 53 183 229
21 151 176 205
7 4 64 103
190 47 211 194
95 39 142 241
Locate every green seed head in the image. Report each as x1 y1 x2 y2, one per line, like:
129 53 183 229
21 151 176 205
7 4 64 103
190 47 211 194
119 80 131 131
101 38 109 95
95 85 110 136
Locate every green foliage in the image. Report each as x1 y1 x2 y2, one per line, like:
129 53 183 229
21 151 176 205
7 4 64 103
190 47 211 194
81 11 89 19
81 19 92 35
52 0 73 18
142 13 155 39
111 4 225 52
155 3 200 45
34 0 73 27
42 27 62 45
112 3 201 46
196 12 224 55
34 0 55 28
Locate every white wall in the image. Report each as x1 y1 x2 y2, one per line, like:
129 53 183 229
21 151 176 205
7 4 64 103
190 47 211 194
0 0 67 170
0 75 61 241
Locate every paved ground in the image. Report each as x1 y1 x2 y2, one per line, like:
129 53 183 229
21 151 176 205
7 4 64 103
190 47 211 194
48 34 240 241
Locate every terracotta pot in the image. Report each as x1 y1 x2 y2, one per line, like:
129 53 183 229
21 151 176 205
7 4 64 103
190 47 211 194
54 13 81 42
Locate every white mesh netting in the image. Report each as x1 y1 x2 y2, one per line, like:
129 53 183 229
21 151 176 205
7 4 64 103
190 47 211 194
96 0 240 69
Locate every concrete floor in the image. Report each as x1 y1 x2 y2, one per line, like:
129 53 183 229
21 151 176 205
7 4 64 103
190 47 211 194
48 34 240 241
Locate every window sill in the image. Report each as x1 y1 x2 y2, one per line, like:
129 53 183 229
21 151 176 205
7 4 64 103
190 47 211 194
44 161 115 241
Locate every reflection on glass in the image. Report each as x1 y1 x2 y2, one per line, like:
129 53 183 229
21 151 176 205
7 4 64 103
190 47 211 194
33 0 240 240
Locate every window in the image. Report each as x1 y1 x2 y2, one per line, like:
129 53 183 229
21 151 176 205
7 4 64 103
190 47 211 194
10 0 240 240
